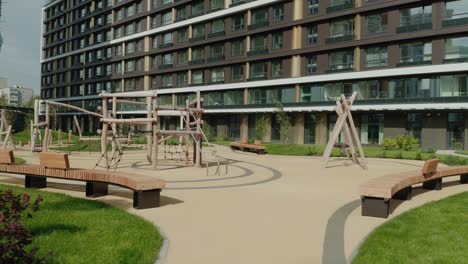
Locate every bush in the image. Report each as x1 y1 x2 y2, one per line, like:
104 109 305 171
415 151 422 160
395 151 403 159
254 116 269 141
421 148 435 154
403 133 419 151
395 135 406 150
0 189 49 263
382 137 398 150
306 146 317 156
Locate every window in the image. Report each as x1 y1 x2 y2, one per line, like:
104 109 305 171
406 113 422 139
365 47 388 67
162 11 173 25
151 15 158 29
400 5 432 26
445 36 468 60
162 75 173 88
162 0 173 5
178 51 188 64
232 65 244 81
250 62 267 80
330 19 354 37
329 50 354 70
360 114 384 144
163 32 173 44
192 24 205 37
308 0 318 15
273 5 284 22
272 32 283 49
307 26 318 44
192 70 204 84
126 42 135 54
152 36 158 49
192 47 205 61
232 15 244 31
251 9 268 25
151 56 157 69
177 6 187 21
307 56 317 73
251 35 267 51
446 0 468 20
365 13 388 34
177 72 188 86
301 85 322 102
231 40 244 57
163 53 173 65
126 60 135 72
126 5 135 17
211 44 224 58
152 0 157 8
272 61 282 78
125 23 134 35
192 1 204 17
400 42 432 63
151 76 158 88
212 20 225 33
211 68 224 83
210 0 223 11
178 28 188 42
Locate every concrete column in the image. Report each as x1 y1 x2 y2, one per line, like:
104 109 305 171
293 0 303 20
292 26 302 49
246 36 251 52
240 114 248 140
247 10 251 25
315 112 327 145
354 47 361 71
265 114 272 142
355 14 362 40
144 76 150 90
291 55 301 77
225 0 231 8
295 84 300 102
294 112 305 144
245 62 250 79
244 88 249 104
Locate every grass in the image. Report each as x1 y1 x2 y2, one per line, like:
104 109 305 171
12 129 81 145
0 184 162 264
455 150 468 156
353 191 468 264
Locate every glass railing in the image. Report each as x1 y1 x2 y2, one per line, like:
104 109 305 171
327 0 354 13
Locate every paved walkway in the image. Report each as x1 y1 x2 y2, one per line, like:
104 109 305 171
2 147 468 264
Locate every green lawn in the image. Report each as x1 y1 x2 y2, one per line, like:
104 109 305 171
353 191 468 264
455 150 468 156
12 129 81 145
0 185 162 264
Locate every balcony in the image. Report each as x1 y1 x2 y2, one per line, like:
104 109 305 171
189 59 205 65
159 64 173 69
189 35 205 43
189 12 204 18
326 34 354 44
397 60 431 67
207 55 225 62
442 17 468 27
326 1 354 13
209 79 225 84
174 17 187 22
326 64 354 73
248 73 267 81
208 31 225 38
396 22 432 33
444 57 468 63
247 48 269 57
159 43 173 49
248 20 269 30
208 7 223 13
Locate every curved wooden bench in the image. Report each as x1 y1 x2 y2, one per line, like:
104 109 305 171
0 151 165 209
230 139 267 154
359 159 468 218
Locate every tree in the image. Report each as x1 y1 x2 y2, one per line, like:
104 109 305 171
254 115 268 141
275 102 291 143
22 96 41 109
0 94 8 107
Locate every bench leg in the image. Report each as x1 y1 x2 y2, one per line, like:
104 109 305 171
361 196 389 218
257 149 265 155
461 174 468 184
423 178 442 190
25 175 47 189
393 186 412 200
86 182 109 198
133 189 161 209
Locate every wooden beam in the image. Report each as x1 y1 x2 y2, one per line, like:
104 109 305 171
100 91 157 98
46 100 103 118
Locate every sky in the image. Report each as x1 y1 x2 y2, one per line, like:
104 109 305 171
0 0 43 93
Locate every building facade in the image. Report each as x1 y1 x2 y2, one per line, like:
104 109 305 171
0 86 34 107
41 0 468 150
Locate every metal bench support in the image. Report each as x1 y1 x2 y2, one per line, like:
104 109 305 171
133 189 161 209
25 175 47 189
461 174 468 184
86 182 109 197
423 178 442 190
361 196 389 218
393 186 412 200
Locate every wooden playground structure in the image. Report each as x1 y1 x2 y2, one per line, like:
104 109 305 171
31 91 224 174
322 92 367 169
0 109 16 150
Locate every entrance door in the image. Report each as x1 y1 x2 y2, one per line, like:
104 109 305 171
447 113 465 150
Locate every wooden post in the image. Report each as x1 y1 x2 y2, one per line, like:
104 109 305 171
42 103 50 151
2 125 11 150
101 94 109 169
30 120 34 152
68 130 72 143
146 96 153 163
31 99 39 152
185 100 191 164
73 116 82 139
152 95 158 170
0 110 4 142
341 94 367 169
195 91 202 168
58 129 62 145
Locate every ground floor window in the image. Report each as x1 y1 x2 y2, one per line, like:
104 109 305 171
304 113 316 144
361 114 384 144
406 113 423 139
271 116 281 142
227 115 240 140
328 114 345 143
447 112 465 150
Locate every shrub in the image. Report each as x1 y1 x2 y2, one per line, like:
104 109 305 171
306 146 317 156
382 137 398 150
395 135 406 150
421 148 435 154
403 133 419 151
415 151 422 160
254 116 269 141
395 151 403 159
0 189 49 263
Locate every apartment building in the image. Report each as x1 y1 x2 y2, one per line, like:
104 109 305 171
41 0 468 150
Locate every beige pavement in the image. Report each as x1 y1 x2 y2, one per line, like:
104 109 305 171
1 147 468 264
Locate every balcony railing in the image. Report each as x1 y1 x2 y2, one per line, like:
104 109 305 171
207 55 225 62
189 35 205 43
159 64 173 69
248 20 269 30
327 64 354 73
209 79 225 84
248 72 267 81
159 43 173 49
326 34 354 44
208 31 225 38
442 17 468 27
247 48 269 57
444 57 468 63
326 1 354 13
209 6 223 13
189 59 205 65
397 60 431 67
230 0 246 7
396 22 432 33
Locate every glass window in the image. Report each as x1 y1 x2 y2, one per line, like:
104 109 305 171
272 61 282 78
232 65 244 81
301 85 323 102
445 36 468 60
192 1 204 16
400 42 432 63
152 37 158 49
177 72 188 86
125 24 134 35
178 28 188 42
162 11 173 25
251 8 268 24
232 40 244 57
211 68 225 82
406 113 422 139
232 15 244 31
251 35 267 51
360 114 384 144
126 5 135 17
211 44 224 57
400 5 432 26
163 53 173 65
330 19 354 37
212 20 225 33
272 32 283 49
446 0 468 19
307 56 317 73
210 0 224 10
192 70 204 84
308 0 318 15
307 26 318 44
193 24 205 37
192 47 204 60
329 50 354 70
273 5 284 22
176 51 187 64
365 47 388 67
162 75 173 88
448 112 465 150
365 13 388 34
177 6 187 20
163 32 173 44
162 0 173 5
250 62 267 79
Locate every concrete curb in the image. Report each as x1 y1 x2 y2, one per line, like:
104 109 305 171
154 224 170 264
